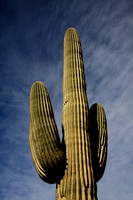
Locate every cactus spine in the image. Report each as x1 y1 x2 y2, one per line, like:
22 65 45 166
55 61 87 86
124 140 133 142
29 28 108 200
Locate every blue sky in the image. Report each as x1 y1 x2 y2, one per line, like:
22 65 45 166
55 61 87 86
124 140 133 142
0 0 133 199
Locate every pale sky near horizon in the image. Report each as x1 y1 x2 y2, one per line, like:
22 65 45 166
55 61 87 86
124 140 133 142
0 0 133 199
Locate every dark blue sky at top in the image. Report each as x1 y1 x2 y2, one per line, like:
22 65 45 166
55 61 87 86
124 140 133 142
0 0 133 199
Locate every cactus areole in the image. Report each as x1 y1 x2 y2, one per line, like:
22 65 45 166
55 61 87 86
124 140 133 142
29 28 108 200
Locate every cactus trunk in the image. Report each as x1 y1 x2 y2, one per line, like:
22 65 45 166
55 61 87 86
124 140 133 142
56 28 97 199
29 27 108 200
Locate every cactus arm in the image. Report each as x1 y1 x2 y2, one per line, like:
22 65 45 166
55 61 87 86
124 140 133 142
89 103 108 182
29 81 66 183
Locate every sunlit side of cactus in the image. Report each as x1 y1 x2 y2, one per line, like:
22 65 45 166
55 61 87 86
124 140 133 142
29 28 108 200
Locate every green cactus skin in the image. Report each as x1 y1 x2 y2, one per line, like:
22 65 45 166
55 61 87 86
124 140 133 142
29 28 108 200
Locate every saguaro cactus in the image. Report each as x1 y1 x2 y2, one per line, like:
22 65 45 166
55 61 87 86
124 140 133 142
29 28 108 200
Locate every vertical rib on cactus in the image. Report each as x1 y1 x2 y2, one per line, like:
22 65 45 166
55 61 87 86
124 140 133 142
29 27 108 200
